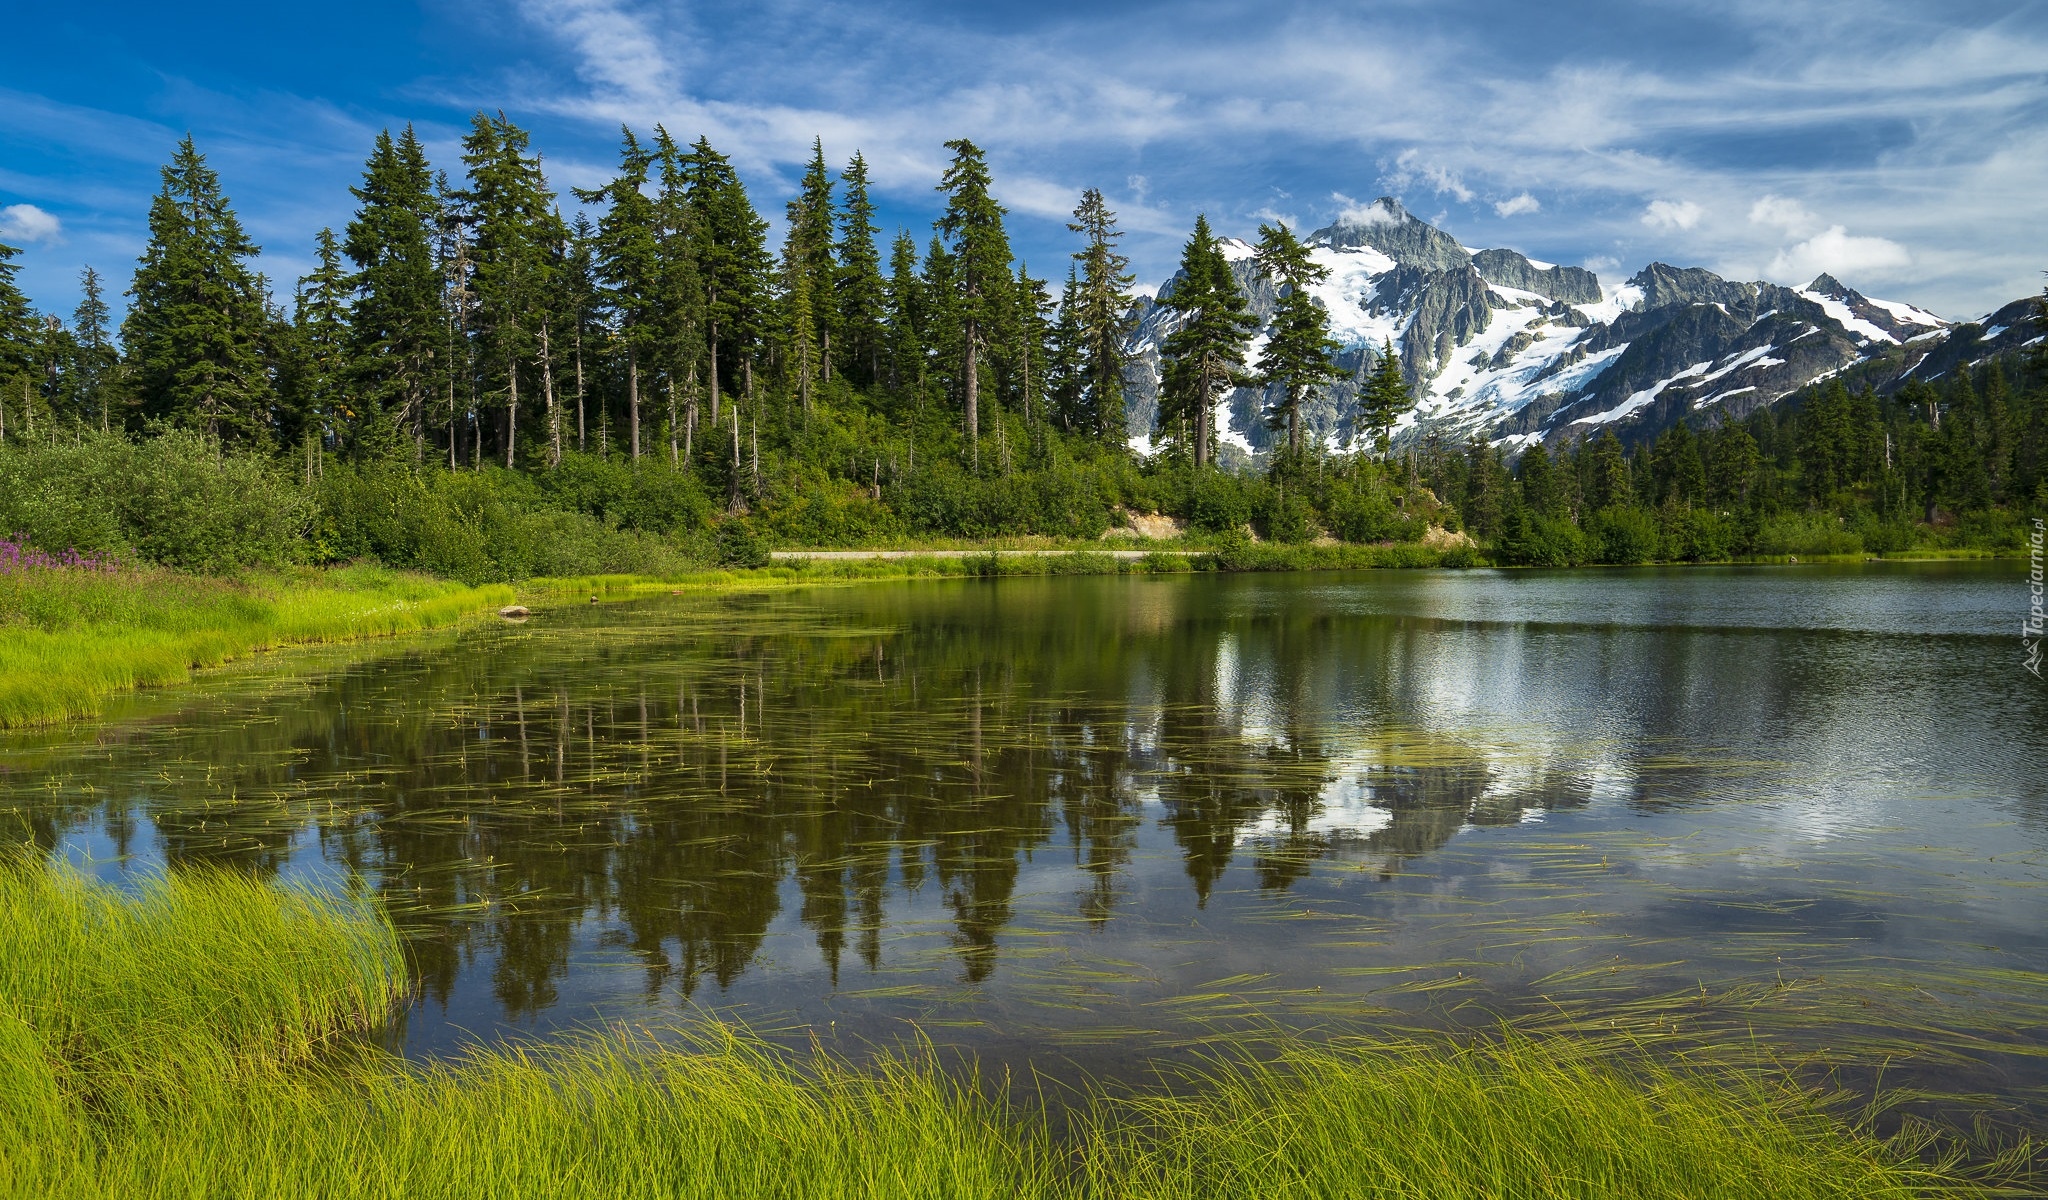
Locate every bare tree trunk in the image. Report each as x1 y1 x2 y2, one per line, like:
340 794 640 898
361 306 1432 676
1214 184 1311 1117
964 325 979 471
708 321 721 427
728 404 743 513
667 371 679 470
505 347 519 469
684 363 697 469
542 324 559 468
574 324 586 452
1194 356 1212 469
628 347 641 462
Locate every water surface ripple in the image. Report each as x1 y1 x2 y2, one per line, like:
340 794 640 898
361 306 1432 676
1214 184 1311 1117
5 562 2044 1102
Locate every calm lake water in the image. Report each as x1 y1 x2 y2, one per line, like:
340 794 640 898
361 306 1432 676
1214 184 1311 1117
6 563 2046 1101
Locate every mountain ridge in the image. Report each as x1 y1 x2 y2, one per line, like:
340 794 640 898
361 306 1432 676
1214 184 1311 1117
1120 199 2042 459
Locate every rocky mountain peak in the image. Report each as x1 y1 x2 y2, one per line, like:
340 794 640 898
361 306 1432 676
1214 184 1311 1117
1310 197 1471 273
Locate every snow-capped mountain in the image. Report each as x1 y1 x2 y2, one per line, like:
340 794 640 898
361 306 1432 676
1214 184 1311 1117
1120 197 2041 457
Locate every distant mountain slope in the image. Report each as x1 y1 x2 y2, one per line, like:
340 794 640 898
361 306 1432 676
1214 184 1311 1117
1120 197 2042 457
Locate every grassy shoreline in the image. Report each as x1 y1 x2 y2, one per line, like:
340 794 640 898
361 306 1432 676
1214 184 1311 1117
0 855 2016 1199
0 564 515 729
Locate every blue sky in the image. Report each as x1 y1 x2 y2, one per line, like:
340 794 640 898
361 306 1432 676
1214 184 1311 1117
2 0 2043 324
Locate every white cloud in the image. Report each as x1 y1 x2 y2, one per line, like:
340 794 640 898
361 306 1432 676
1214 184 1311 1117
0 203 62 244
1584 254 1620 272
1330 192 1398 226
1767 225 1910 283
1385 149 1474 203
1747 194 1818 235
1640 199 1702 231
1493 192 1540 217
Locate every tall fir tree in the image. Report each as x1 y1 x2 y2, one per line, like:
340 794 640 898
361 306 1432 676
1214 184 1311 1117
834 152 887 389
1157 214 1256 469
1012 262 1052 427
285 228 351 451
459 113 559 468
651 127 703 469
1356 339 1411 457
0 237 36 439
69 266 119 432
122 136 275 444
684 137 772 428
562 213 604 454
934 139 1014 469
1250 221 1340 463
1066 188 1135 441
785 138 838 383
344 126 444 458
882 231 924 397
1047 266 1086 433
575 128 663 462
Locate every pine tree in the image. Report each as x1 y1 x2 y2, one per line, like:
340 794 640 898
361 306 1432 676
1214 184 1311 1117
685 137 771 429
288 228 351 451
1066 188 1135 441
1584 430 1632 512
0 237 36 439
1013 262 1051 427
1157 214 1256 469
562 213 602 453
651 127 703 470
781 233 821 417
1519 441 1561 519
576 128 663 462
1707 422 1761 509
786 138 837 382
934 139 1014 469
1356 339 1411 457
459 113 559 468
883 232 924 397
345 126 444 458
835 152 887 388
69 267 119 432
1250 221 1340 463
123 136 275 444
1047 266 1086 433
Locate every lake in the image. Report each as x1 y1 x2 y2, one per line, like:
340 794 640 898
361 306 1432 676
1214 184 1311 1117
5 562 2045 1106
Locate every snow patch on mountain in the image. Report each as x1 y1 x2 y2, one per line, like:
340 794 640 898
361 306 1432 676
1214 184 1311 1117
1795 287 1897 345
1116 197 2009 458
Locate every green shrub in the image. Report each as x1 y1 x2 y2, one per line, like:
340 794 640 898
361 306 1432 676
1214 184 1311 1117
1497 509 1590 566
714 521 771 569
1752 511 1863 558
0 431 309 573
1589 506 1662 564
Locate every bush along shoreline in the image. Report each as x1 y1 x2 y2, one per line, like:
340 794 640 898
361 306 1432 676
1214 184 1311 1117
0 853 2024 1200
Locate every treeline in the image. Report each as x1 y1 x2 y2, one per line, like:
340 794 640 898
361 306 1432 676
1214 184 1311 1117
0 117 1434 576
0 113 2039 578
1433 362 2047 564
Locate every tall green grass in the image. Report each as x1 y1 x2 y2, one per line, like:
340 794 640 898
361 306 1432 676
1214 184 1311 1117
0 854 2013 1200
1079 1039 2005 1200
0 563 515 727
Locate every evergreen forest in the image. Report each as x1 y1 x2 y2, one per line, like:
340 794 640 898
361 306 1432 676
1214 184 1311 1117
0 118 2041 582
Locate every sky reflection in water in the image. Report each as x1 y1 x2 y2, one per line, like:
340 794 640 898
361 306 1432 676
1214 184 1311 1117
4 562 2044 1097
